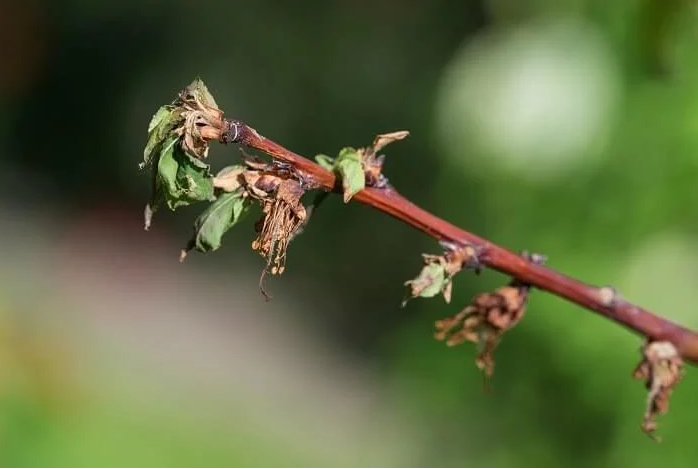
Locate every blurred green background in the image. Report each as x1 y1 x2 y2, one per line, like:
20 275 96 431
1 0 698 466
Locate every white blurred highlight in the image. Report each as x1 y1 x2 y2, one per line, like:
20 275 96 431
436 17 621 182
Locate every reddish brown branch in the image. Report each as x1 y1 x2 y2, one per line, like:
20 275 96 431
209 119 698 364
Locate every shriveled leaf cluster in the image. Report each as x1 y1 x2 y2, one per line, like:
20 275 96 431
402 244 480 306
434 251 545 382
142 79 308 299
633 340 684 441
315 130 409 202
140 78 223 230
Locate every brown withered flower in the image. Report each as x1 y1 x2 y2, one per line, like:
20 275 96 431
435 251 545 383
632 340 684 441
250 176 307 299
214 150 309 299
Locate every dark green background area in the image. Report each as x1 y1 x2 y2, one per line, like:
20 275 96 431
1 0 698 466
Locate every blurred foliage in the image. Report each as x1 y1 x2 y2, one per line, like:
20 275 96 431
2 0 698 466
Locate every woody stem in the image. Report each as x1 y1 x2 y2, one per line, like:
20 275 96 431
206 119 698 364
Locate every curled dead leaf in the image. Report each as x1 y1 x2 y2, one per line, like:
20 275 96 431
372 130 410 153
632 340 684 441
363 130 409 188
240 151 269 171
435 283 531 380
434 251 544 383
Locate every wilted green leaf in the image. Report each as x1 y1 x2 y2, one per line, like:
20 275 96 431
142 106 181 169
185 77 218 109
335 147 364 202
184 191 251 256
144 161 163 231
402 261 452 307
314 154 335 171
156 136 180 197
144 135 216 229
148 105 173 133
167 149 215 209
410 263 446 297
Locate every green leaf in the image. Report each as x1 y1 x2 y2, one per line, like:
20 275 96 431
402 262 448 306
142 106 180 169
335 147 364 202
144 158 165 231
167 149 215 209
187 191 251 254
148 105 172 133
414 263 447 297
314 154 335 171
155 136 178 192
155 136 179 195
177 150 214 196
151 136 215 211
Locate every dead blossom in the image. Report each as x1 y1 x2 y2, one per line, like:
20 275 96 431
251 178 306 280
208 151 308 299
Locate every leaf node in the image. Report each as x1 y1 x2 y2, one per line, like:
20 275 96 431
314 130 409 202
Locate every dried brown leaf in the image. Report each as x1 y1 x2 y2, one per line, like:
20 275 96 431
213 166 245 192
362 151 387 188
434 251 544 382
632 340 684 441
372 130 410 153
360 130 410 188
435 284 530 379
255 174 283 195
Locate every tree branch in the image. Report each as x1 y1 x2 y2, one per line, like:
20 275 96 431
202 119 698 365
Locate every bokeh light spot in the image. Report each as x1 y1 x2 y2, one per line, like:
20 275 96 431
435 16 621 182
